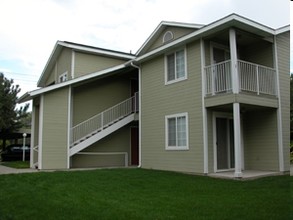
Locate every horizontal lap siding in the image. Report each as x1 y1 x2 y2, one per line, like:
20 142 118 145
42 88 69 169
71 126 130 168
141 41 204 173
72 76 130 126
277 32 290 171
243 110 279 171
74 52 126 78
57 48 72 80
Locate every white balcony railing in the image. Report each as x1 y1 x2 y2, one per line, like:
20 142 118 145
204 60 277 96
71 93 138 145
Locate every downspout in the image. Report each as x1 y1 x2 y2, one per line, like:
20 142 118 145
130 61 142 168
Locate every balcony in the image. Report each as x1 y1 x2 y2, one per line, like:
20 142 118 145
204 60 277 97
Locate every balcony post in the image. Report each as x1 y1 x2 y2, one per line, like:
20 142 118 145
233 103 242 178
229 29 239 94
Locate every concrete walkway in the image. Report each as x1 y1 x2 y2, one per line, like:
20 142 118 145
0 165 38 175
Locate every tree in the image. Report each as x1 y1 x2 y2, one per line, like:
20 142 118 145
0 73 30 147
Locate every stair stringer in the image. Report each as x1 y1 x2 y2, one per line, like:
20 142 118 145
69 114 135 156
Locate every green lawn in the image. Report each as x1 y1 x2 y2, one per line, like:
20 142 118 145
1 161 30 169
0 168 290 220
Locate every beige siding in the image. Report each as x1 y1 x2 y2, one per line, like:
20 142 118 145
57 48 72 81
71 126 131 168
41 87 69 169
243 110 279 171
74 52 126 78
240 41 274 68
72 76 130 125
276 31 290 171
141 41 204 173
45 66 56 86
147 26 195 53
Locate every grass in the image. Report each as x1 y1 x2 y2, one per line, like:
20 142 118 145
1 161 30 169
0 168 290 220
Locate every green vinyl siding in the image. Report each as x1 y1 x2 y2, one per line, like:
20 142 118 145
243 109 279 171
41 87 69 169
141 41 204 173
71 126 131 168
57 48 72 81
72 76 130 126
74 52 126 78
148 26 196 52
276 31 290 171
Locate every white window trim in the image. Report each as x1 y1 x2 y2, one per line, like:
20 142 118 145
164 47 188 85
59 71 68 83
165 112 189 151
163 31 174 43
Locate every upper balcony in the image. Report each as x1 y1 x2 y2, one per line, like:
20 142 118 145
204 59 277 97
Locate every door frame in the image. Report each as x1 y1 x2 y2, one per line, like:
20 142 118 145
213 112 244 173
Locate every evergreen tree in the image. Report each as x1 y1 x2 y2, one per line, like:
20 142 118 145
0 72 29 135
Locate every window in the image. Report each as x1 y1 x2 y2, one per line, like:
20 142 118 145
59 72 68 83
163 31 174 43
165 49 187 84
165 113 189 150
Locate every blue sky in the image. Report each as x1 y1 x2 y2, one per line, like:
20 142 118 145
0 0 290 99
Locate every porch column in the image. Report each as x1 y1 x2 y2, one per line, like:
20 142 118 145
233 103 242 178
229 29 239 94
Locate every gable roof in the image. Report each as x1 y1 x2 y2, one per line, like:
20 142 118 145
136 21 203 55
37 41 136 87
135 14 289 63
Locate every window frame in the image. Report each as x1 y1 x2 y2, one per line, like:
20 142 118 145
162 31 174 43
165 112 189 151
59 71 68 83
164 47 187 85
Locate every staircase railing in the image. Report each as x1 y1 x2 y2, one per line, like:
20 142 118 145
71 93 138 146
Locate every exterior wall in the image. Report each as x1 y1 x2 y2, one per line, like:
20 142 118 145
57 48 72 81
206 109 214 173
148 26 196 52
72 76 130 126
45 66 56 86
276 31 290 171
71 125 131 168
243 109 279 171
240 41 274 68
141 41 204 173
41 87 69 169
74 52 126 78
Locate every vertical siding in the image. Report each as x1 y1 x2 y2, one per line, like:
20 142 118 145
74 52 126 78
141 41 204 173
41 87 69 169
276 31 290 171
71 126 131 168
72 76 130 125
243 110 279 171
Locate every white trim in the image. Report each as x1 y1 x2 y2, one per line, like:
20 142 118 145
138 66 142 168
163 31 174 43
30 64 127 97
275 25 290 35
165 112 189 151
58 71 68 83
38 95 44 170
164 47 188 85
30 104 36 168
273 35 284 172
229 28 239 94
71 50 75 79
200 38 208 174
233 103 242 178
67 86 72 169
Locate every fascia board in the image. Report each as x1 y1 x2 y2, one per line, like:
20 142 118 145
135 14 276 63
30 64 127 97
275 25 290 35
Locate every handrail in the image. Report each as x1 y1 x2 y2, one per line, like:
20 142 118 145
71 93 138 145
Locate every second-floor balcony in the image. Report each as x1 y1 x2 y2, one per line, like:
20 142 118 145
204 60 277 97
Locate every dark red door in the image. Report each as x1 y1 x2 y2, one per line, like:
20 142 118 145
131 127 139 165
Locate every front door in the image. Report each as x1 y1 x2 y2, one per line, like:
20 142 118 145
216 117 235 171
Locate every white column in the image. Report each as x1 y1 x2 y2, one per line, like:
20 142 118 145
67 86 72 169
30 105 36 168
229 29 239 94
233 103 242 178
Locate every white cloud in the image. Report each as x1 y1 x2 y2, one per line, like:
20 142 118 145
0 0 290 97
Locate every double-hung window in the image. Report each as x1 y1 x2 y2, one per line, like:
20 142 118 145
165 49 187 84
165 113 189 150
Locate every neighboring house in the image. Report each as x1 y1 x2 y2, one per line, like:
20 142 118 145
19 14 290 178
